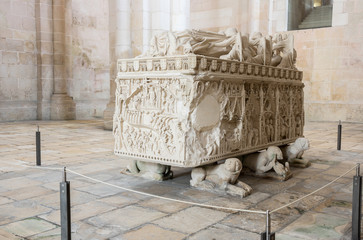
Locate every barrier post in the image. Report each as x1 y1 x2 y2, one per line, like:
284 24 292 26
337 120 342 150
36 125 41 166
261 210 275 240
60 167 71 240
352 163 361 240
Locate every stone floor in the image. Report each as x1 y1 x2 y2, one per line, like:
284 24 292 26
0 120 362 240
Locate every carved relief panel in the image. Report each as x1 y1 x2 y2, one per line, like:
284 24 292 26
114 55 304 167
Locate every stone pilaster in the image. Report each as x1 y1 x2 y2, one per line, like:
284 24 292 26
50 0 75 120
103 0 132 130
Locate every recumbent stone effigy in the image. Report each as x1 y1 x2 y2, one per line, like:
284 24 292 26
113 28 307 196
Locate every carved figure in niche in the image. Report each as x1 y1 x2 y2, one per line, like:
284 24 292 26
190 158 252 197
226 127 242 151
266 117 274 142
246 111 259 147
280 115 289 139
281 137 310 168
242 146 292 180
295 115 302 137
122 160 173 181
206 134 218 155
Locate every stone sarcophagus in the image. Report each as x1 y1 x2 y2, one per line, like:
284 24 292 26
113 29 304 168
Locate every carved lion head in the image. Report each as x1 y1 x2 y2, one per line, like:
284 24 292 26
295 137 310 151
224 158 242 173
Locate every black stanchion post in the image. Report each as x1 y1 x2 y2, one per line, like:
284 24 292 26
352 163 361 240
261 210 275 240
337 120 342 150
60 167 71 240
36 125 41 166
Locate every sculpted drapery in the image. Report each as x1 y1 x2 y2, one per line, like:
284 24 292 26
142 28 297 69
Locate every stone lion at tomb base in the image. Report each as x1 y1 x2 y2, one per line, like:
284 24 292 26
281 137 310 168
122 160 173 181
190 158 252 198
242 146 292 181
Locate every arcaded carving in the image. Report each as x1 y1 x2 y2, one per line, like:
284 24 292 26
281 137 310 168
114 29 305 168
243 146 292 180
122 160 173 181
190 158 252 197
142 28 296 69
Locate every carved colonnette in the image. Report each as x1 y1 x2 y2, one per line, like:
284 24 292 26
113 54 304 168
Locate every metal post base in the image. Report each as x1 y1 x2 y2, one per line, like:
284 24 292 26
60 180 71 240
261 232 275 240
36 131 41 166
352 175 362 240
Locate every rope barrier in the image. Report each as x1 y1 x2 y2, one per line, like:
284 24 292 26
270 165 357 213
14 163 357 216
66 168 266 214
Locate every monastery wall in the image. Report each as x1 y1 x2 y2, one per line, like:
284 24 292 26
190 0 363 122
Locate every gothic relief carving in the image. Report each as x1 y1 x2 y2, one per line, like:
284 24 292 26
114 29 304 168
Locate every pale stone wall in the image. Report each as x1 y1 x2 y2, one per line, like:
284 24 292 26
190 0 363 122
0 0 37 121
69 0 110 119
295 0 363 122
0 0 110 121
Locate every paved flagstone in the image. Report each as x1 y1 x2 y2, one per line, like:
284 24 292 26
0 120 362 239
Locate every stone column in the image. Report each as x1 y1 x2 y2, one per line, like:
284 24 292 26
36 0 54 120
50 0 75 120
103 0 132 130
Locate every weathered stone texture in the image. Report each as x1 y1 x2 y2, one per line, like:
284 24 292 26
0 0 37 121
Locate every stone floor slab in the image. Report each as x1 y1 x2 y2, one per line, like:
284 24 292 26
0 218 57 238
121 224 186 240
87 205 166 230
188 223 260 240
153 206 229 234
0 200 52 225
278 211 348 240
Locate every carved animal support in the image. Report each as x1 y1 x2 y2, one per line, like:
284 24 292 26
243 146 291 178
124 160 173 181
190 158 252 197
281 137 310 168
